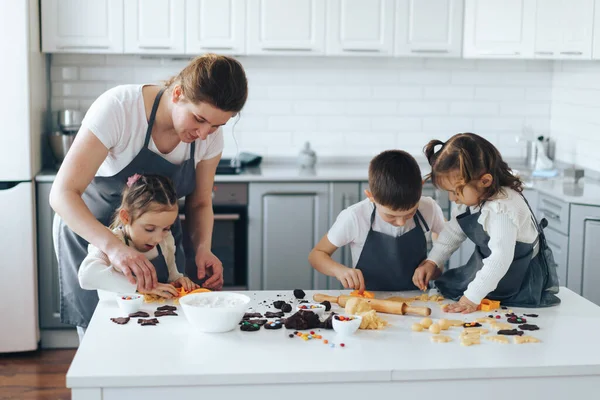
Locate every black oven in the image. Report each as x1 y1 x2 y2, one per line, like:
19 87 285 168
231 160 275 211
179 183 248 289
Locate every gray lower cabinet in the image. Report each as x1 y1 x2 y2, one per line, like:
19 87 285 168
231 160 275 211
248 183 330 291
327 183 361 289
568 204 600 305
36 182 71 329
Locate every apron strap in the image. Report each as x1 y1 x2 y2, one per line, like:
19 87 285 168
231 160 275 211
520 193 542 248
143 88 166 148
414 209 430 232
369 204 377 227
156 244 163 256
189 140 196 161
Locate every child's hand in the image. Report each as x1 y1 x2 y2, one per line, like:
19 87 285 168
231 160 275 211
443 296 478 314
174 277 199 292
139 283 179 299
412 260 441 291
335 267 365 292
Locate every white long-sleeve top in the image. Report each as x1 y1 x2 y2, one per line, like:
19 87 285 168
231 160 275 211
427 188 538 305
78 227 183 293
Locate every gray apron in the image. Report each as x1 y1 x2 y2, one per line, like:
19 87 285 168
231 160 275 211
55 88 198 328
355 206 429 291
434 196 560 308
123 233 169 284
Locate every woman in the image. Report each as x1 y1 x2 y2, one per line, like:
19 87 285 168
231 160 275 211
50 54 248 333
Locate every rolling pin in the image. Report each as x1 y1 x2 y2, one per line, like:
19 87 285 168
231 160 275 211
313 294 431 317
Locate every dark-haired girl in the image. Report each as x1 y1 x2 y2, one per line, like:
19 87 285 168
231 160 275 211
413 133 560 313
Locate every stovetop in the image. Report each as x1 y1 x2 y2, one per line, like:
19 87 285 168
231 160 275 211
216 158 242 175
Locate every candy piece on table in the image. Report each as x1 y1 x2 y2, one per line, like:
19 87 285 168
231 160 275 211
350 290 374 299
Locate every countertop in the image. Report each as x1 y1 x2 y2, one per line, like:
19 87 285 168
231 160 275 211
36 162 600 206
67 288 600 390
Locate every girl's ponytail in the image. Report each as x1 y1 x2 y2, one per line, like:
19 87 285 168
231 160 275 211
424 139 445 166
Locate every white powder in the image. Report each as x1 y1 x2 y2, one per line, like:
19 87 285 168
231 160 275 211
186 296 244 308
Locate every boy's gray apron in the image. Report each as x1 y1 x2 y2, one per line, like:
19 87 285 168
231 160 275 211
55 88 197 328
434 196 560 307
123 234 169 284
356 206 429 291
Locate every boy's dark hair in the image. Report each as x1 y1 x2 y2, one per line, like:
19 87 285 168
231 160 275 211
424 132 523 207
368 150 423 211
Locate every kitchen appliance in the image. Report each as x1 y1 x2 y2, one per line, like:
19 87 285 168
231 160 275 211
216 152 262 175
180 183 248 289
57 109 83 133
48 130 76 165
0 0 47 352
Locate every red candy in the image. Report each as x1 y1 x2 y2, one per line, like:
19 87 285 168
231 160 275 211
340 343 345 347
495 315 501 319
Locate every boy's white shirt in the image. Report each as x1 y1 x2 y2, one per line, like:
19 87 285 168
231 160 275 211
78 227 183 295
426 187 539 305
327 196 446 267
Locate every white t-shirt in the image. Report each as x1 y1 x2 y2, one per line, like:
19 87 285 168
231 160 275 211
327 197 446 267
82 84 224 177
427 187 539 305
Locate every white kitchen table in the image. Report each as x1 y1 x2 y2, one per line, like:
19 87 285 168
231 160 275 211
67 288 600 400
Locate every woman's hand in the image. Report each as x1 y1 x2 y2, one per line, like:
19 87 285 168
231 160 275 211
173 276 199 292
106 243 157 292
195 249 224 290
443 296 479 314
138 283 179 299
335 267 365 292
412 260 441 291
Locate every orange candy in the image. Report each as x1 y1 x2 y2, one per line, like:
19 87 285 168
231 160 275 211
350 290 374 299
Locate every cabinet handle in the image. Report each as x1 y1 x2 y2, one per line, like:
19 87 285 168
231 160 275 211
535 51 554 55
560 51 584 55
540 209 560 221
261 47 314 52
410 49 449 54
138 45 172 50
200 45 234 50
214 213 241 221
342 48 382 53
57 44 110 49
479 51 521 56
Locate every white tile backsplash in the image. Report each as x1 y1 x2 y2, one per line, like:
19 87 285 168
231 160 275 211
50 54 554 162
551 61 600 172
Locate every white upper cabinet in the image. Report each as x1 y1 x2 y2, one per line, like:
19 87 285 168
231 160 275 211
326 0 395 56
124 0 185 54
395 0 464 57
41 0 124 53
247 0 326 55
594 0 600 59
463 0 536 58
185 0 246 55
535 0 594 59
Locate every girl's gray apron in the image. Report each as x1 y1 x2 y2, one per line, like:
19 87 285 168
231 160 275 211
434 196 560 308
55 88 197 328
355 206 429 291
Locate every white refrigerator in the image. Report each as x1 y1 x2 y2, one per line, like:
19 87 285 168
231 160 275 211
0 0 47 353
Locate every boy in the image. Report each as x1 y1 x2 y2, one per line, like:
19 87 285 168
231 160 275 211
308 150 445 292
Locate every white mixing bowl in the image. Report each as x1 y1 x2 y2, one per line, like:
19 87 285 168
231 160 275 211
179 292 251 333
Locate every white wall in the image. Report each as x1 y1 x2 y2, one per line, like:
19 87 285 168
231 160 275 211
50 55 552 162
551 61 600 173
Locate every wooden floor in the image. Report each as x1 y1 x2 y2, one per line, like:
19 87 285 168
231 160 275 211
0 349 76 400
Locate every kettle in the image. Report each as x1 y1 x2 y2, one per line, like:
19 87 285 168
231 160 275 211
298 142 317 168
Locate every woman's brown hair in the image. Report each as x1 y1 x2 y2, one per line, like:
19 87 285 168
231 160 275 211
110 174 178 230
164 53 248 113
424 132 523 207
